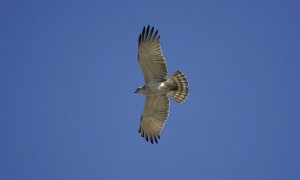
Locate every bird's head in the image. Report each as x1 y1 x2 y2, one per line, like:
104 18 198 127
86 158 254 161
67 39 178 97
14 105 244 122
134 86 145 95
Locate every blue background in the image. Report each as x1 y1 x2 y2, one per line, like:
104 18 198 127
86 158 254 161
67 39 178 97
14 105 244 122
1 0 299 179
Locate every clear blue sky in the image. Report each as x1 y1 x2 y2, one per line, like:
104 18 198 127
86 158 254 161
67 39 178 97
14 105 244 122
0 0 299 179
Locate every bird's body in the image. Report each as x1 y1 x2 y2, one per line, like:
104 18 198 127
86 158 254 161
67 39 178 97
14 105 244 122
136 82 175 96
135 25 189 144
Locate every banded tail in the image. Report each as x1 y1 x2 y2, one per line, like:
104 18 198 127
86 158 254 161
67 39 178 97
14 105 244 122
168 70 189 103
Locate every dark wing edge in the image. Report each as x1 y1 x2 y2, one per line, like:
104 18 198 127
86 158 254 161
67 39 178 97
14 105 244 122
138 25 160 47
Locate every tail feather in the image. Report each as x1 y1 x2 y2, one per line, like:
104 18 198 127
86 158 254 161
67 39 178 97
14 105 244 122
168 70 188 103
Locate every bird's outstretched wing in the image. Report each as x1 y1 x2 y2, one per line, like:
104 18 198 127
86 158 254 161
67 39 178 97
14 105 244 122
138 25 168 83
139 96 170 144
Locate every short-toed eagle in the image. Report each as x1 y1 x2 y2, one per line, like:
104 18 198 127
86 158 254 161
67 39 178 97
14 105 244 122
135 25 189 144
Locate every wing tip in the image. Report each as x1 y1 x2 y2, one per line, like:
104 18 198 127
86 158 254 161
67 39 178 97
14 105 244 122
143 135 160 144
138 129 160 144
138 25 160 45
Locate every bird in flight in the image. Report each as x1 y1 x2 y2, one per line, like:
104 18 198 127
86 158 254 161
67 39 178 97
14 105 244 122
135 25 189 144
